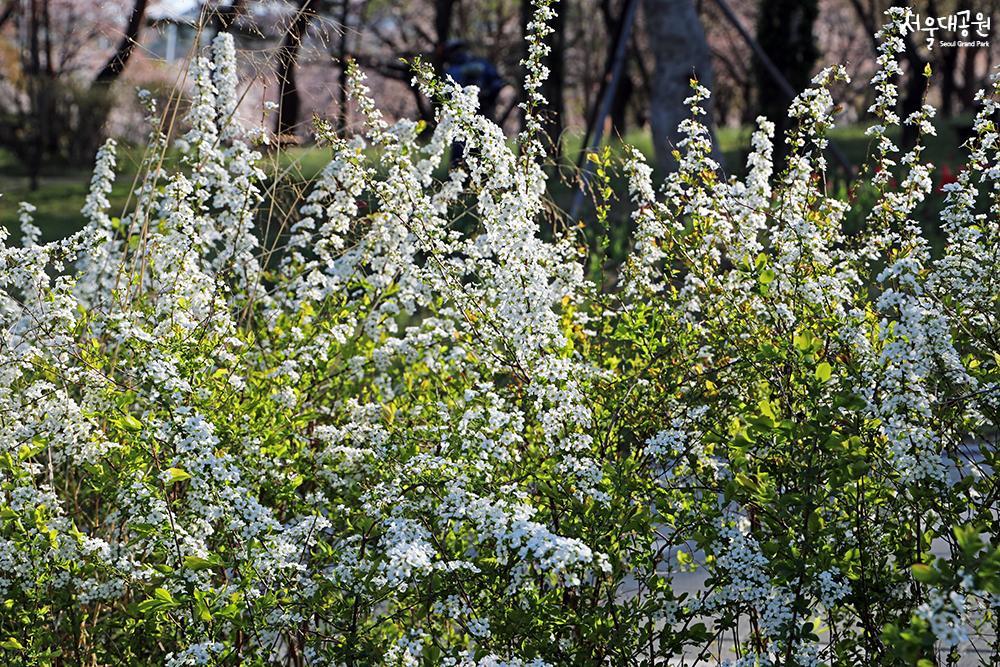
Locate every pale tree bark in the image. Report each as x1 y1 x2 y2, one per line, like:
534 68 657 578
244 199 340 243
643 0 720 171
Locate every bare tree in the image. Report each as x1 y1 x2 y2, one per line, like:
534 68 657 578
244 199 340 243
93 0 148 86
0 0 151 186
596 0 635 135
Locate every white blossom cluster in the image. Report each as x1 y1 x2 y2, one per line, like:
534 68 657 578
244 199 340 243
1 4 997 664
703 520 794 643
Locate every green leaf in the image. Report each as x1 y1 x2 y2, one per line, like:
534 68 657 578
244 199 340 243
121 415 143 432
759 269 776 284
689 622 709 640
165 468 192 484
954 524 984 556
911 563 939 584
815 362 832 382
136 588 180 615
19 435 47 460
0 638 23 650
184 555 219 571
735 473 759 493
194 593 213 622
137 599 167 615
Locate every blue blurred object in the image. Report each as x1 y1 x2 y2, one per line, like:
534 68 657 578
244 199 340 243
444 42 504 120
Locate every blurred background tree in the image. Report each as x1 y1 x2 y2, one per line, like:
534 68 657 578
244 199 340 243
0 0 148 189
1 0 998 224
756 0 819 166
644 0 719 171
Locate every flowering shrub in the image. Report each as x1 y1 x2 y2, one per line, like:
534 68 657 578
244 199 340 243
1 4 999 666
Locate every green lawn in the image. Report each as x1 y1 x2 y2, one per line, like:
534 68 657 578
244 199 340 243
0 144 340 241
0 118 973 242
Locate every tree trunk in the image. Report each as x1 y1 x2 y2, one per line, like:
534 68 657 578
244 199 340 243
93 0 148 86
433 0 457 72
899 36 927 151
756 0 818 166
26 0 42 190
598 0 636 138
275 0 319 137
337 0 351 131
539 0 565 159
959 44 981 111
0 1 15 30
643 0 719 171
939 39 959 117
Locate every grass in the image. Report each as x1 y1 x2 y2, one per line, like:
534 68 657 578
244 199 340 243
0 116 973 243
0 144 337 242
